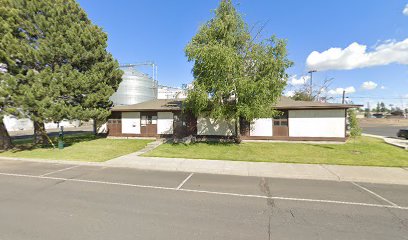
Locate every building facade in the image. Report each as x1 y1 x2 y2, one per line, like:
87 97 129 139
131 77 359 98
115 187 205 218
107 97 361 141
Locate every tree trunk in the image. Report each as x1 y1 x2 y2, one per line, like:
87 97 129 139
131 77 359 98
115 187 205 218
234 117 241 143
0 121 13 150
33 121 47 146
92 118 97 135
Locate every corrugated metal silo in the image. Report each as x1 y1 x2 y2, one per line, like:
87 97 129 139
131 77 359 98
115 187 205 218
110 66 158 106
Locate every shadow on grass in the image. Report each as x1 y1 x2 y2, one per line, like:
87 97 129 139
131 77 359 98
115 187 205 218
7 133 102 153
167 139 239 147
309 144 336 150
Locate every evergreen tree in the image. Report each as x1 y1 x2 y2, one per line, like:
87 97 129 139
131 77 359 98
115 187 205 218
185 0 292 142
375 102 381 113
0 0 33 149
379 102 387 113
10 0 122 145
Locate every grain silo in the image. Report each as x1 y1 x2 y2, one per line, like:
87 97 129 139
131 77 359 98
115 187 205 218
110 63 158 106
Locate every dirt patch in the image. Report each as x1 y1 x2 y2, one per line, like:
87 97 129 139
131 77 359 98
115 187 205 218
359 118 408 127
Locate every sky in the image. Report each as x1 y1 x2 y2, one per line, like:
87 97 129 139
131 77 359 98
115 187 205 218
77 0 408 109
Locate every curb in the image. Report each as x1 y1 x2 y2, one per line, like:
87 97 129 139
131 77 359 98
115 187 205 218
2 155 408 186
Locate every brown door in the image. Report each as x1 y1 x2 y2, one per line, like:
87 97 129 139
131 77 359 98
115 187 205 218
140 112 157 137
273 110 289 137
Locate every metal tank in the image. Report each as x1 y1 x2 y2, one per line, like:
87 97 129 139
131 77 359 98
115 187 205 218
110 65 158 106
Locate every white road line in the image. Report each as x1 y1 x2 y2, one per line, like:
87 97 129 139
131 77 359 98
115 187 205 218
39 165 80 177
0 171 407 211
176 173 194 190
351 182 399 207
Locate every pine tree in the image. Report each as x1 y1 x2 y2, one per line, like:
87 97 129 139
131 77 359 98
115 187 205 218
0 0 33 150
10 0 122 145
185 0 292 142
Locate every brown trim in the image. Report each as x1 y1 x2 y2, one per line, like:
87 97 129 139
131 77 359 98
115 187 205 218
113 106 360 112
107 133 173 139
241 136 346 142
276 106 362 110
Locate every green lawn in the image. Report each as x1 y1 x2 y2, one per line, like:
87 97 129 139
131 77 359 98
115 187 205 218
144 137 408 167
0 134 153 162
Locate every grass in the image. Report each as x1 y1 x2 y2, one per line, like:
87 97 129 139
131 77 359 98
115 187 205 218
144 137 408 167
0 134 153 162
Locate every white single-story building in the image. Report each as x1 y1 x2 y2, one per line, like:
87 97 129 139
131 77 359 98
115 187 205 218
107 97 361 141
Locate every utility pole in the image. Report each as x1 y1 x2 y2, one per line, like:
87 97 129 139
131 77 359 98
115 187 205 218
342 90 346 104
308 70 317 99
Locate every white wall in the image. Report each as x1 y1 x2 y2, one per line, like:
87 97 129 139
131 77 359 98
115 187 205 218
197 117 235 136
122 112 141 134
3 116 81 131
289 109 345 138
157 112 174 134
250 118 273 136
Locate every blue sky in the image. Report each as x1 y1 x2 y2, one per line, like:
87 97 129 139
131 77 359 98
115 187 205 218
78 0 408 108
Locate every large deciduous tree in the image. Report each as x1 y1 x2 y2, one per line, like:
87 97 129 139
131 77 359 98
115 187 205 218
185 0 292 142
6 0 122 145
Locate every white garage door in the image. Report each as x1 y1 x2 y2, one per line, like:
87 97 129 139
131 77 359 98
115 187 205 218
122 112 141 134
289 109 345 138
250 118 273 136
157 112 174 134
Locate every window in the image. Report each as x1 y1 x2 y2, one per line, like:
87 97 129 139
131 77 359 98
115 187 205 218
273 111 288 126
141 115 157 125
141 116 147 126
108 119 121 124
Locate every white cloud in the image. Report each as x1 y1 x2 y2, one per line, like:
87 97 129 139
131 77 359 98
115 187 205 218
380 85 386 89
306 39 408 71
288 75 310 86
328 86 356 95
361 81 378 90
403 4 408 15
284 90 295 97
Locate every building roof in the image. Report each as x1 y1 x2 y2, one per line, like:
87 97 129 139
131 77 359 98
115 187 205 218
111 97 362 112
275 97 362 109
112 99 183 112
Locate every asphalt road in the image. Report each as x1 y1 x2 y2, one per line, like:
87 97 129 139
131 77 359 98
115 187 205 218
0 159 407 240
361 125 403 137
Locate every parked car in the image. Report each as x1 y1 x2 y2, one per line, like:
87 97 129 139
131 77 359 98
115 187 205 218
397 129 408 139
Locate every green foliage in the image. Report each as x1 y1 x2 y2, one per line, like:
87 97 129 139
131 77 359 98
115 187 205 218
0 133 153 162
291 91 314 101
348 109 361 137
0 0 28 121
184 0 292 127
1 0 122 130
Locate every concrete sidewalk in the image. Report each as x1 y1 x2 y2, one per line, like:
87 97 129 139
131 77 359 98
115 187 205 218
105 153 408 185
362 133 408 149
1 154 408 185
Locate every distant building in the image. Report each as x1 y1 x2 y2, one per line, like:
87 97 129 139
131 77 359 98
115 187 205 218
3 115 81 132
157 85 189 99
